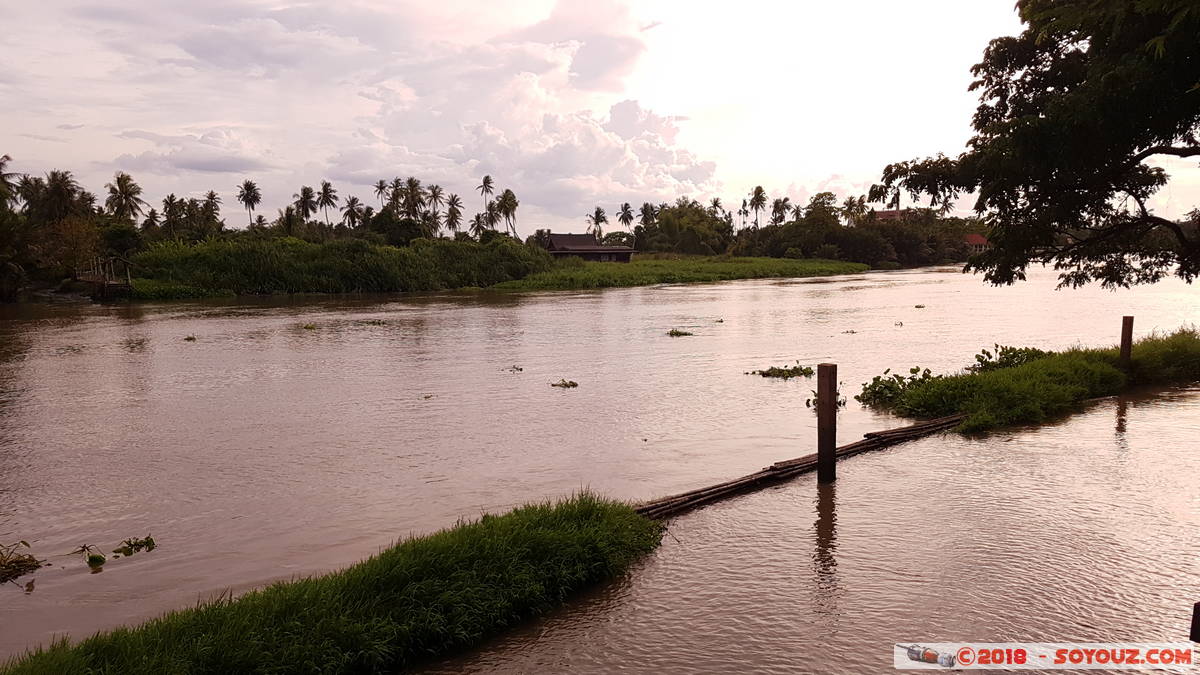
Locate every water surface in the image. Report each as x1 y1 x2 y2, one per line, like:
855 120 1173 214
0 266 1196 660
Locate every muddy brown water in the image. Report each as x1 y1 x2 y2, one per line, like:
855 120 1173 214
0 266 1197 667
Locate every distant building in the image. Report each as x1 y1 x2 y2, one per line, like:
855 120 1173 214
964 233 991 254
543 233 635 263
871 208 917 223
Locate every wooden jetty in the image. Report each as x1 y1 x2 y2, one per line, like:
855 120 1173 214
635 413 967 520
78 256 134 299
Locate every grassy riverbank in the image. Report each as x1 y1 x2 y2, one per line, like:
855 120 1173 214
129 237 553 298
2 494 661 674
492 256 868 290
859 329 1200 432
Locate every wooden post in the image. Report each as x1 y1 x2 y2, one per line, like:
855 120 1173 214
1120 316 1134 370
1191 601 1199 642
817 363 837 483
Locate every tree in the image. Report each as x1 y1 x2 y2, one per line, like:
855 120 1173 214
749 186 767 228
373 179 389 209
639 202 657 227
869 0 1200 287
340 196 364 228
426 184 445 232
103 172 147 224
476 175 494 216
842 195 868 226
770 197 791 226
497 188 519 237
276 206 299 237
0 154 19 210
203 190 222 220
293 186 317 222
586 206 607 239
317 180 339 226
236 179 262 226
469 212 487 238
709 197 722 215
401 177 424 220
445 194 463 232
388 177 404 210
617 202 634 233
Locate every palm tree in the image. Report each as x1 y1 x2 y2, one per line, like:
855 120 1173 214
476 175 494 215
469 213 487 238
738 199 749 228
388 177 404 210
276 206 299 237
141 208 160 232
749 186 767 228
617 202 634 233
497 188 519 237
791 202 805 220
253 214 268 229
293 186 317 221
402 177 424 220
639 202 657 227
426 184 444 219
317 180 339 225
44 170 82 222
373 179 389 209
0 154 19 210
484 199 500 229
586 206 607 239
103 171 147 224
445 194 463 232
709 197 722 214
770 197 791 226
842 195 867 226
340 196 364 228
236 179 262 226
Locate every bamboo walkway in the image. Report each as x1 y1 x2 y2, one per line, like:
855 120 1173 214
635 413 967 520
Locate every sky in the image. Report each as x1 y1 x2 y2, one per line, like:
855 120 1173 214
3 0 1196 235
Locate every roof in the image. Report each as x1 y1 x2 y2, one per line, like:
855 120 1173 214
547 233 600 250
964 233 990 246
545 233 634 252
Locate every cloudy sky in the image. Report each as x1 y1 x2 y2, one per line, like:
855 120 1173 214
4 1 1196 234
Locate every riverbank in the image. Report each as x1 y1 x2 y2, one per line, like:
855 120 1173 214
1 494 661 674
857 328 1200 432
491 256 868 291
121 248 868 299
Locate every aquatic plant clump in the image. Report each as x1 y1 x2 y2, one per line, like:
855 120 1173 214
1 494 662 675
0 542 43 584
749 363 815 379
856 329 1200 433
551 379 579 388
666 329 693 337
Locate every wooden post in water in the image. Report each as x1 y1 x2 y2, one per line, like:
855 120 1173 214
1120 316 1134 370
1191 601 1199 642
817 363 837 483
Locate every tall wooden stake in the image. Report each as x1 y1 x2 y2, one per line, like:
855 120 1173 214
1120 316 1134 370
1191 601 1199 642
817 363 837 483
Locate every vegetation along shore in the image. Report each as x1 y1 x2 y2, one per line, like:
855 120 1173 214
857 329 1200 432
1 154 982 302
0 494 661 674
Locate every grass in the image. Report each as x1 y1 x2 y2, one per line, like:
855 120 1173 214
131 237 553 298
857 328 1200 432
491 256 867 291
2 493 661 675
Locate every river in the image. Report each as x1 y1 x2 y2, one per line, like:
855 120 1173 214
0 266 1197 666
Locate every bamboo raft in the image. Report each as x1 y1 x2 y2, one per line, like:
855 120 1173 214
635 413 967 520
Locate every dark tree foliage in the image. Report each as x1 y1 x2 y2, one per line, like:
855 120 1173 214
869 0 1200 287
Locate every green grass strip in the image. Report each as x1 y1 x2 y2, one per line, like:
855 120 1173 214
2 493 662 674
491 256 867 290
866 328 1200 432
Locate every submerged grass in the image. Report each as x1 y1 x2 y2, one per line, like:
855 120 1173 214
859 328 1200 432
2 493 661 675
492 256 867 291
0 542 42 584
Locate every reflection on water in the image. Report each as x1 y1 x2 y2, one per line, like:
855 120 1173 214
1 267 1198 661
